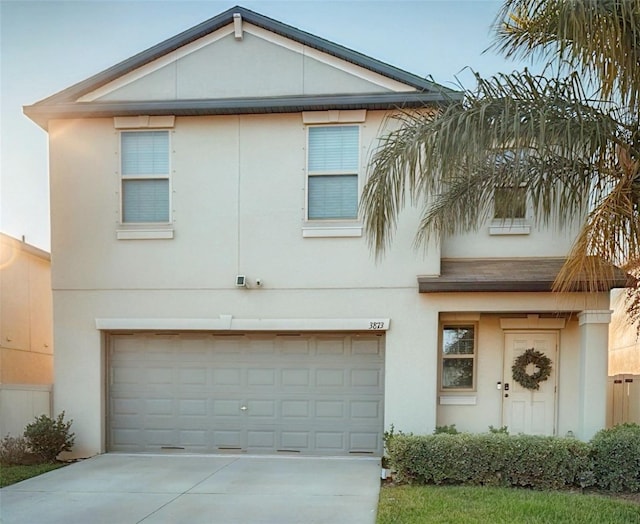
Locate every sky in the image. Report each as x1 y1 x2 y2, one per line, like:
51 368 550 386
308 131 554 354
0 0 534 251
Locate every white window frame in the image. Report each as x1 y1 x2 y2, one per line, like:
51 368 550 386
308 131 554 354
493 186 527 220
439 324 477 392
119 129 172 228
489 184 530 236
305 124 361 224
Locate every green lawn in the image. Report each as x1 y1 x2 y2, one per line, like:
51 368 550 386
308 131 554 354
377 485 640 524
0 463 66 488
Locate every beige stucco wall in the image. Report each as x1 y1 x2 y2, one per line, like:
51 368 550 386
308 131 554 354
47 111 610 457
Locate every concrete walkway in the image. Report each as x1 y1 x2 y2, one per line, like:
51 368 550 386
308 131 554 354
0 454 381 524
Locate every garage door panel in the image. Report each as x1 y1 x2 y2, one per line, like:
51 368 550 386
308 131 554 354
112 367 140 385
278 431 307 450
316 369 345 387
247 430 276 449
278 337 311 354
146 429 177 446
145 368 173 385
247 399 276 417
281 369 310 386
112 428 140 446
179 430 207 446
213 368 242 386
350 432 380 451
212 399 243 416
213 430 243 448
350 400 381 420
350 369 382 387
145 398 174 415
315 400 345 418
178 368 207 385
109 333 384 455
178 399 207 416
247 368 276 386
316 337 347 356
281 400 311 418
315 432 344 451
352 338 383 356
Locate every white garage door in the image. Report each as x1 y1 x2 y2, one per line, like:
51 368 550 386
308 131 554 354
109 332 384 455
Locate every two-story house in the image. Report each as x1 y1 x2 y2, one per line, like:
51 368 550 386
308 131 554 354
25 6 627 458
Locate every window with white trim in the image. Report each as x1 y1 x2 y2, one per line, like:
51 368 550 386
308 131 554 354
307 125 359 220
120 130 170 224
494 186 526 220
441 325 476 390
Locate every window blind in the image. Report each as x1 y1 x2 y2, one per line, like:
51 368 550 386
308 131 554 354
308 126 359 172
308 175 358 220
122 179 170 223
121 131 169 176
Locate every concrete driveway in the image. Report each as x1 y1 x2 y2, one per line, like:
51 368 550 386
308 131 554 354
0 454 381 524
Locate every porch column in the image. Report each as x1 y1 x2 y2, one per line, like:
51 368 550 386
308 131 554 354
577 310 612 441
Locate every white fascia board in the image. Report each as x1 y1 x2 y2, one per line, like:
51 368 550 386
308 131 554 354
96 317 390 332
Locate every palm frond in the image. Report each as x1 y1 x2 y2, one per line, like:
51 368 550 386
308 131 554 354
555 167 640 291
495 0 640 111
362 70 621 254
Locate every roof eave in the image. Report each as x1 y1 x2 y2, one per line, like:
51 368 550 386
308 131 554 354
417 279 629 293
24 92 461 130
417 257 634 293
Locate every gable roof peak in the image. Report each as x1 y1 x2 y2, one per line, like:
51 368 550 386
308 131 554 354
25 5 462 129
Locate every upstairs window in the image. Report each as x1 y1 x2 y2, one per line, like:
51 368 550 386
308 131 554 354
121 131 170 223
494 186 526 220
441 325 476 390
307 125 359 220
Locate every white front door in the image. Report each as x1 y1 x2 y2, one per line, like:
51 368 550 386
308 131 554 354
503 332 557 435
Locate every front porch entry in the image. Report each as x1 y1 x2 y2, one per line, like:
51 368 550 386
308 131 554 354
502 332 558 435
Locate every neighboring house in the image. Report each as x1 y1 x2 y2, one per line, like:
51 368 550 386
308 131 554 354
607 289 640 426
609 289 640 376
0 233 53 436
24 6 629 458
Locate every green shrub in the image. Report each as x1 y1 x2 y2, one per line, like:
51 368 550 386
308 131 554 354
590 423 640 492
501 435 593 489
387 433 592 490
0 435 32 465
433 424 459 435
24 412 75 463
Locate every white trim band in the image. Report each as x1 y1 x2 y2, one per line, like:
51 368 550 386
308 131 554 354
578 310 613 325
96 316 390 332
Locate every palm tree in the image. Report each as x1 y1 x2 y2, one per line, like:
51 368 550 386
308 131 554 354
361 0 639 322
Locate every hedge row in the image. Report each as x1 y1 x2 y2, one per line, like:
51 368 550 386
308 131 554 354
386 423 640 492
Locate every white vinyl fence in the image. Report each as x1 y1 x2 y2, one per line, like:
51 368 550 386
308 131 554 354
607 375 640 427
0 384 52 437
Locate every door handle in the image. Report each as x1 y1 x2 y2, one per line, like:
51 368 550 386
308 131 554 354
504 383 510 391
240 405 248 411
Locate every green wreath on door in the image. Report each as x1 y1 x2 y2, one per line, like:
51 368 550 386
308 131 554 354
511 348 552 390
